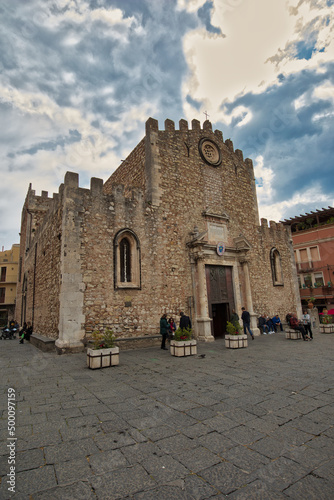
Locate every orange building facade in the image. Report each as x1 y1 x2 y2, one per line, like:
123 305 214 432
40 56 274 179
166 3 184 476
283 207 334 312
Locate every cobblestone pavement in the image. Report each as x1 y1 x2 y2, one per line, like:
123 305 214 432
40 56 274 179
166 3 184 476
0 330 333 499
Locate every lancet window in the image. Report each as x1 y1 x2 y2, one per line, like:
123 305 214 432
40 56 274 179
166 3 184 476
270 247 284 286
114 229 141 289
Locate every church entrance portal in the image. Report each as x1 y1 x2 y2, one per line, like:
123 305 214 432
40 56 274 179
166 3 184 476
205 265 235 338
211 303 229 338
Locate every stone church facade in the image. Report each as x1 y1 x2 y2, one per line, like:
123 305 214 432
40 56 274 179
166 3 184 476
16 118 301 352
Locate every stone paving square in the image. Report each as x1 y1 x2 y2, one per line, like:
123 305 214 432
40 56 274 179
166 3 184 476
0 332 333 498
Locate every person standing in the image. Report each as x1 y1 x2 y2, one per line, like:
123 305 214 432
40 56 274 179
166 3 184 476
179 311 191 330
241 307 254 340
160 313 169 350
230 309 239 329
168 317 176 339
301 310 313 339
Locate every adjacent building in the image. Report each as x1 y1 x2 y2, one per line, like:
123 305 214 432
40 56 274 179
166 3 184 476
16 118 301 352
0 244 20 327
282 206 334 312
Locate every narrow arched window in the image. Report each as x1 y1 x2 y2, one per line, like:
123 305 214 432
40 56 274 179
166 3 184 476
270 247 284 286
114 229 141 289
120 238 131 282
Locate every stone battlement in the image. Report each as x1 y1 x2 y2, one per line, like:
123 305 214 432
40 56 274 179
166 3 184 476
145 117 253 168
260 218 285 230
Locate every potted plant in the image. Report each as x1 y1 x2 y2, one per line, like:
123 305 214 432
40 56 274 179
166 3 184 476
170 327 197 357
307 297 315 309
87 329 119 369
320 314 334 334
225 321 248 349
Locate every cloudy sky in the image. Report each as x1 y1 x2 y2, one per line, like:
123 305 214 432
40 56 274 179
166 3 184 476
1 0 334 249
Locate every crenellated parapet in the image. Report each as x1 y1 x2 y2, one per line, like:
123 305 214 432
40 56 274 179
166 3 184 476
144 116 253 170
259 217 288 247
260 218 285 231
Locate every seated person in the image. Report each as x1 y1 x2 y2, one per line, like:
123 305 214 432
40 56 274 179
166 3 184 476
265 315 275 333
21 322 33 341
289 313 309 341
286 313 292 325
258 314 269 334
25 323 33 341
271 314 283 332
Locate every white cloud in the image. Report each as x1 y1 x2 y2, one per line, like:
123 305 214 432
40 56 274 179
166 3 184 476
254 155 274 204
313 81 334 102
258 182 334 223
182 0 296 117
0 0 333 249
182 0 334 122
177 0 206 13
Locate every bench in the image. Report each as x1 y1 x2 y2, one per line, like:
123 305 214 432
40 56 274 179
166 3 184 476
29 333 56 352
85 335 162 351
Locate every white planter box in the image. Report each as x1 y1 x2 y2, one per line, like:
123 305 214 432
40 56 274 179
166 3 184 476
320 325 334 334
286 329 302 340
225 334 248 349
87 347 119 369
170 340 197 357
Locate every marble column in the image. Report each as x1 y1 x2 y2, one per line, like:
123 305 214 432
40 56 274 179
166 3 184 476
241 260 260 336
195 258 214 341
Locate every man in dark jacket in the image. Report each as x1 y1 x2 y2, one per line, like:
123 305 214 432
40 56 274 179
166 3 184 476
258 314 269 334
241 307 254 340
160 313 169 350
179 311 191 330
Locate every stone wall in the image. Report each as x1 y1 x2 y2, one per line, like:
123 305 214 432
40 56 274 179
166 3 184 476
16 187 62 338
103 139 146 195
16 117 300 347
80 117 299 338
250 220 301 318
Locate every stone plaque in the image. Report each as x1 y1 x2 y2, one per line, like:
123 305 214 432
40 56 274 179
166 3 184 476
208 223 227 243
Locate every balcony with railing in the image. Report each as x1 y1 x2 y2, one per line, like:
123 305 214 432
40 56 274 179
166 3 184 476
299 286 334 300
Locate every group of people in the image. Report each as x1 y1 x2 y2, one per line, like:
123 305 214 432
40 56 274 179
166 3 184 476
6 320 33 344
233 308 314 342
287 311 313 341
159 311 191 350
160 307 314 346
258 314 284 334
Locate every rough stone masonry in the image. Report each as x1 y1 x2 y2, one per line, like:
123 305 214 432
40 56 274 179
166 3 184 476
16 118 301 352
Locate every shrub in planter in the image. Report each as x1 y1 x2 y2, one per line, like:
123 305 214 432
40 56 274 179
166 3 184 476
174 326 192 341
170 327 197 356
225 321 248 348
87 329 119 369
226 321 242 335
321 314 332 325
